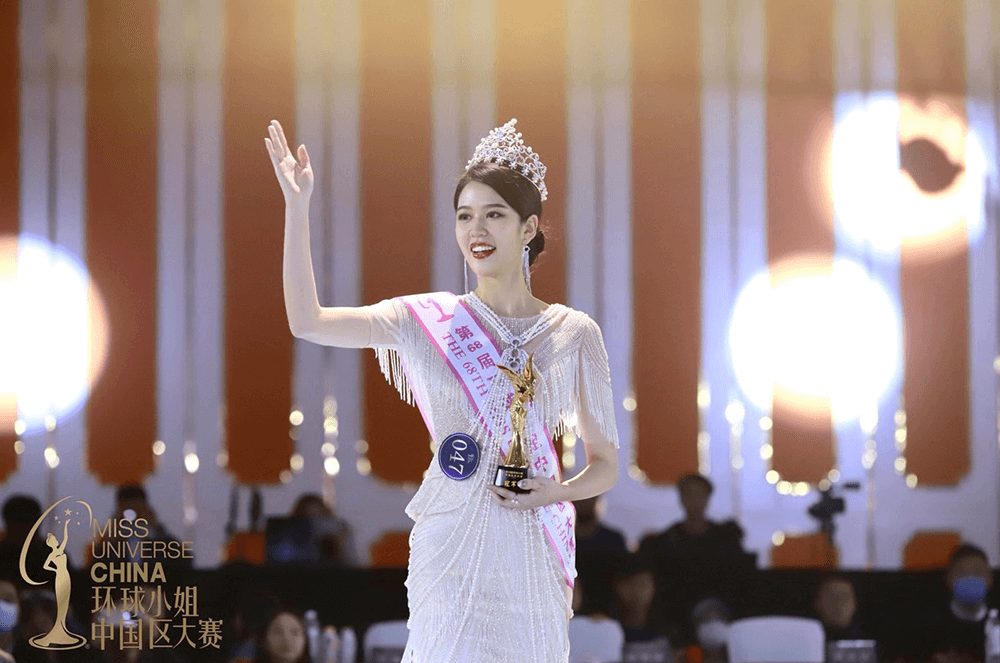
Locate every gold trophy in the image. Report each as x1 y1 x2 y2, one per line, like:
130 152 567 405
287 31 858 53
493 353 536 494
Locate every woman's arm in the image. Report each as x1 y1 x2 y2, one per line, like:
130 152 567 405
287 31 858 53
267 120 379 348
555 409 619 500
489 410 618 510
57 520 69 552
282 200 374 347
490 316 620 509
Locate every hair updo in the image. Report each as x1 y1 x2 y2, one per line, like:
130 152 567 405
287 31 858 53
454 162 546 266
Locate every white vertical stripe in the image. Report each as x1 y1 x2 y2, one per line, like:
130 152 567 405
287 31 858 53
963 0 1000 563
598 0 649 545
154 0 228 567
699 0 738 524
154 0 192 554
53 0 115 561
431 0 463 294
290 0 335 531
860 0 902 571
832 0 878 569
189 0 227 566
464 0 496 170
863 0 903 570
566 0 600 317
729 0 782 564
325 0 403 565
11 1 52 514
51 0 107 525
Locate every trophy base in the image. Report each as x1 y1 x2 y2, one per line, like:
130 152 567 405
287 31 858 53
494 465 529 494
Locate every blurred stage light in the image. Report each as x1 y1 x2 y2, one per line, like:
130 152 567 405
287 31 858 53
729 256 900 426
832 95 986 261
0 234 109 435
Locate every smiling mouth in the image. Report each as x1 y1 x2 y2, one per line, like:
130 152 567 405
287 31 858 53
471 243 496 259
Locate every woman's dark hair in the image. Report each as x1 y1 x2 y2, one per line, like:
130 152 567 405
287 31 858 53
949 542 988 569
454 162 546 266
290 493 330 518
677 472 714 495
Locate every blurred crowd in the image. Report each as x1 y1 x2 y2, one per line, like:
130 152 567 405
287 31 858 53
571 474 996 663
0 475 995 663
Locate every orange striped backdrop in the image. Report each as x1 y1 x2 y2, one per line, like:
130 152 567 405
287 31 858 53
85 0 158 485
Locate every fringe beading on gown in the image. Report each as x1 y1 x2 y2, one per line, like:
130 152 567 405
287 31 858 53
364 295 619 663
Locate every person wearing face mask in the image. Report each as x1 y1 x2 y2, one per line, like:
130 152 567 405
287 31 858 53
903 543 994 662
0 580 17 663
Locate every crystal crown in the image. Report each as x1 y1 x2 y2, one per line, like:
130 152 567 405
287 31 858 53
466 118 548 202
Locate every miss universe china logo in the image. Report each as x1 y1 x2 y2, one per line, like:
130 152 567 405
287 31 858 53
19 496 92 650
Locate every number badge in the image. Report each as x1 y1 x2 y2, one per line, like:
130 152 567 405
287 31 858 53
438 432 480 481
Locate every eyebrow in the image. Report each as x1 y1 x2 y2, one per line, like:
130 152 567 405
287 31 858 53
456 203 509 211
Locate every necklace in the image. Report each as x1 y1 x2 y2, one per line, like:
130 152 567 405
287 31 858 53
465 292 554 373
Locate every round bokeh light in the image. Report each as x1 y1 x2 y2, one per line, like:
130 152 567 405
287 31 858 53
0 234 109 435
729 256 901 425
832 95 986 262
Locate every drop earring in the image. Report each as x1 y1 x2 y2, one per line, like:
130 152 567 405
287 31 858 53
522 245 531 294
464 260 470 294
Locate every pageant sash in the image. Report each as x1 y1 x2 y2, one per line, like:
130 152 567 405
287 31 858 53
400 292 577 587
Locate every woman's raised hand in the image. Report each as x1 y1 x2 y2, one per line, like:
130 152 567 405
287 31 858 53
265 119 314 206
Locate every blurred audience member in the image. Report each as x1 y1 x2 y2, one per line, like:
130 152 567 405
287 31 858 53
813 574 865 640
0 580 16 663
903 543 993 663
0 495 52 588
573 495 627 618
613 553 677 663
226 587 283 663
573 496 627 555
288 494 357 567
572 576 585 615
255 610 311 663
639 475 744 559
684 597 730 663
88 485 190 570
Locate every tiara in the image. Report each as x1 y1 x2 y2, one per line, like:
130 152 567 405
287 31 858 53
466 118 548 201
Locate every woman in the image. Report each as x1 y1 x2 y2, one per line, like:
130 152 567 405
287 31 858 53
265 117 619 663
289 493 358 567
254 611 310 663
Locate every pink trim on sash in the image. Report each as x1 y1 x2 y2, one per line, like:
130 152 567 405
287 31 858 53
400 292 577 587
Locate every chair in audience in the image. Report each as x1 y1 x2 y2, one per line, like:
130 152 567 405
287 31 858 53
363 619 408 663
568 615 626 663
727 616 825 663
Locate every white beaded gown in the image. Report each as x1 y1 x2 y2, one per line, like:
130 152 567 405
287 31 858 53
364 293 620 663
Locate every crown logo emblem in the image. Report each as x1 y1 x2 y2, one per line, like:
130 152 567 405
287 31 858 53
466 118 548 202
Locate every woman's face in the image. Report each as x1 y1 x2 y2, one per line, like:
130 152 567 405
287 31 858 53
45 532 56 548
455 181 537 283
263 613 306 663
815 579 857 628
